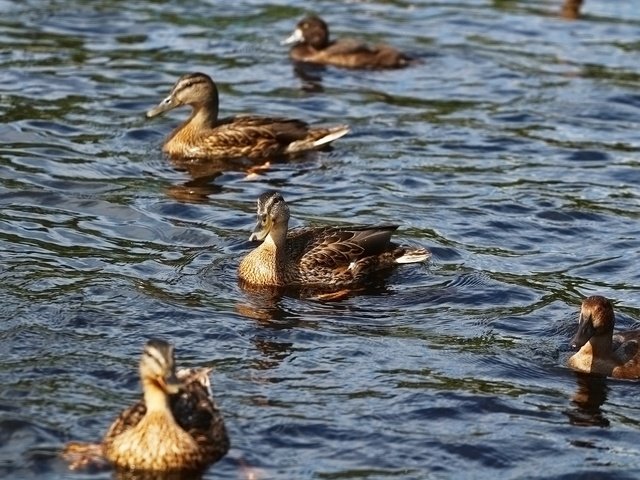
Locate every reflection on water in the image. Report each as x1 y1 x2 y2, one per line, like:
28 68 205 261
2 0 640 479
235 288 291 325
566 373 610 428
166 157 270 203
292 63 326 93
112 469 204 480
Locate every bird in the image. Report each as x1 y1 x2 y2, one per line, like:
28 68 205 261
146 72 349 160
238 191 430 288
283 15 412 69
561 0 583 20
568 295 640 379
63 339 229 473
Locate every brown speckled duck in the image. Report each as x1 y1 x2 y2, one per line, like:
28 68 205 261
63 339 229 473
283 15 412 69
146 72 349 160
238 191 430 288
568 296 640 380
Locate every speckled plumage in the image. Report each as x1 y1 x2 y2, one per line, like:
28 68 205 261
238 191 430 288
63 340 229 473
568 296 640 379
284 16 412 69
146 72 349 160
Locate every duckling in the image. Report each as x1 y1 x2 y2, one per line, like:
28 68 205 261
238 191 430 288
283 15 412 69
568 296 640 380
146 72 349 160
63 339 229 473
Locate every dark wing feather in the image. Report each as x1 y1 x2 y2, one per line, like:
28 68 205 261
290 225 398 270
614 339 640 365
212 115 313 145
323 39 376 56
103 369 229 465
318 39 410 69
172 368 230 464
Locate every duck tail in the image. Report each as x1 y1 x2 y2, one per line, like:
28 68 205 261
311 125 350 148
394 247 431 264
286 125 350 153
177 367 213 395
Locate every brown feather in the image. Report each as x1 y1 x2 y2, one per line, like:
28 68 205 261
238 192 430 288
63 341 229 473
286 16 412 69
568 296 640 379
147 73 349 160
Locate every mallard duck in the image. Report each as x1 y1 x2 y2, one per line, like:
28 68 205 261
568 296 640 379
146 72 349 160
63 339 229 473
238 191 430 288
283 16 412 69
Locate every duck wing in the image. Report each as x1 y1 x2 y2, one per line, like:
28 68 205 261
172 368 230 464
214 115 313 144
290 225 398 269
613 339 639 365
104 368 229 465
323 38 376 56
103 400 147 442
320 39 410 69
613 330 640 364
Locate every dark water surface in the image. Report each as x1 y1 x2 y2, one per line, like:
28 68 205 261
2 0 640 478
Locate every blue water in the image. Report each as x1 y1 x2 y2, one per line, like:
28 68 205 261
1 1 640 479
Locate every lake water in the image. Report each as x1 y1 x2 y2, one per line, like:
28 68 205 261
1 0 640 479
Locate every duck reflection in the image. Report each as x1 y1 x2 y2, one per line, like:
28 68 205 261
235 286 290 326
112 469 204 480
292 62 326 93
166 157 272 203
566 372 609 427
235 288 296 371
239 277 393 303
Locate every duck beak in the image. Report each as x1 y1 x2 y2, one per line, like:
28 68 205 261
146 94 178 118
249 217 271 242
570 315 596 350
281 28 304 46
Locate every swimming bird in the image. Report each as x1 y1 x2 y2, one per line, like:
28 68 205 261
63 339 229 473
238 191 430 288
283 15 412 69
146 72 349 160
568 295 640 380
561 0 583 20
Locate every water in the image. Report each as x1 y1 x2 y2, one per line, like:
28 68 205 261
1 0 640 478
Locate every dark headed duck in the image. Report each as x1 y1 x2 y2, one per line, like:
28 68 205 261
283 15 412 69
568 296 640 380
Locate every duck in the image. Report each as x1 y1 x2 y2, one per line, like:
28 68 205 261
238 191 430 288
283 15 412 69
561 0 583 20
568 295 640 380
63 339 229 473
146 72 349 160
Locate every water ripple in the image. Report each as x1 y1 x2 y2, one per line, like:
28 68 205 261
2 1 640 479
